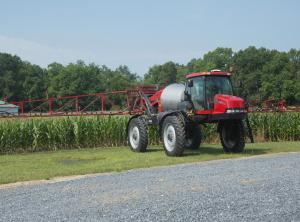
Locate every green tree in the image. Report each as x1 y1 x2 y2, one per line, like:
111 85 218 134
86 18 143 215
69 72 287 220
19 61 45 110
0 53 24 102
231 46 278 99
186 58 198 72
116 65 141 82
176 65 190 82
193 47 233 73
144 61 177 86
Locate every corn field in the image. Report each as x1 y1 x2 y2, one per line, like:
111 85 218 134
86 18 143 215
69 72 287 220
0 113 299 155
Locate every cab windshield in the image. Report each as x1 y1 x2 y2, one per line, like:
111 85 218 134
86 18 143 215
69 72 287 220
206 76 233 97
206 76 233 110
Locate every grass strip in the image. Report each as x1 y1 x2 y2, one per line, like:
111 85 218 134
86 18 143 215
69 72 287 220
0 141 299 185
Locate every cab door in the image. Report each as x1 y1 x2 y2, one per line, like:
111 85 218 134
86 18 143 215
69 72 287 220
186 76 205 111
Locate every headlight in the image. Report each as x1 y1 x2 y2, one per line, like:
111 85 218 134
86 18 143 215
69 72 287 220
226 109 245 113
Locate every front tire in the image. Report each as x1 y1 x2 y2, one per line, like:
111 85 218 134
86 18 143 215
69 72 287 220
128 118 148 152
220 120 245 152
185 124 202 150
162 116 185 157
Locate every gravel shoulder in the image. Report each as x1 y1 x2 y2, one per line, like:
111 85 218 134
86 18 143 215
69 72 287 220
1 152 300 221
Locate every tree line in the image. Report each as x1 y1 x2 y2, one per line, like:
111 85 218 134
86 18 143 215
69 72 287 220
0 46 299 112
144 47 300 104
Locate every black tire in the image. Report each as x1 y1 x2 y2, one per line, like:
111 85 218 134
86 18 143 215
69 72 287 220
128 118 148 152
162 115 185 157
220 120 245 152
185 124 202 150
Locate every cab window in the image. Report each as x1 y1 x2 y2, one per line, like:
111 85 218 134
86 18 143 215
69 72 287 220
186 76 204 111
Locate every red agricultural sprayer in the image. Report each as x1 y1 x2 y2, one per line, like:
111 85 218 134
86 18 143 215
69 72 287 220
246 95 300 113
1 69 257 156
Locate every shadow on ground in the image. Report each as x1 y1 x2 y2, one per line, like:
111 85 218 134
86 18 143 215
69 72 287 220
183 146 270 157
145 147 163 153
144 145 270 157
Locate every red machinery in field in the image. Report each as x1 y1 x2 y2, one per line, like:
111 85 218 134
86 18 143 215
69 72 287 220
1 69 254 156
0 86 165 118
246 95 299 113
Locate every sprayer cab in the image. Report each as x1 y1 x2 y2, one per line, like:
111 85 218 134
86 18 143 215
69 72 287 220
185 70 246 120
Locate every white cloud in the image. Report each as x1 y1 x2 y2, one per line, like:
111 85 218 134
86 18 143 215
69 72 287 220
0 35 102 67
0 35 206 75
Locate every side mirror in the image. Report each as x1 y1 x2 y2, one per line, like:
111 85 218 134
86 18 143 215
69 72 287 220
187 79 193 87
184 91 188 101
238 80 243 88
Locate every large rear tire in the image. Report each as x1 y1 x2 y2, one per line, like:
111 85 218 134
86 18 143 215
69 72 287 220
220 120 245 152
128 118 148 152
185 124 202 150
162 116 185 157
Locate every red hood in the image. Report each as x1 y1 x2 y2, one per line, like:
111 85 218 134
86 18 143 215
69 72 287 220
213 94 245 114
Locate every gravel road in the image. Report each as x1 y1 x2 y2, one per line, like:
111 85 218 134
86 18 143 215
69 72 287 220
1 152 300 222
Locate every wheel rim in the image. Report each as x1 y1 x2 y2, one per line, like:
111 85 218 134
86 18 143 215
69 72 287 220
185 138 193 146
185 129 193 146
129 124 140 149
164 123 176 152
222 124 236 148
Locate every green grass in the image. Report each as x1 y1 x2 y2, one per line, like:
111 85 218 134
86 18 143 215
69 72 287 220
0 141 299 185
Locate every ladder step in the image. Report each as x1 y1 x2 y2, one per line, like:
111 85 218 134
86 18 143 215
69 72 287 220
243 116 254 143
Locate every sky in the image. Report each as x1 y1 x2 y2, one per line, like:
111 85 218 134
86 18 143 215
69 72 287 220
0 0 299 77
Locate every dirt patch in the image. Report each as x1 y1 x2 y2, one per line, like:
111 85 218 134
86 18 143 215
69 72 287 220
0 172 116 189
196 163 206 166
237 179 260 183
274 166 291 169
54 159 96 165
190 186 210 191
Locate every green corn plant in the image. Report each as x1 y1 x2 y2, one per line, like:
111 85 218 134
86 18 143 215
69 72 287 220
72 118 80 148
0 113 299 155
32 120 42 151
46 119 56 150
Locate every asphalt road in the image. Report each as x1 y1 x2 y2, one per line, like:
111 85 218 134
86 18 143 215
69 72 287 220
1 152 300 221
